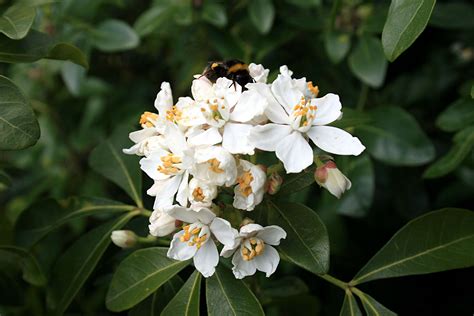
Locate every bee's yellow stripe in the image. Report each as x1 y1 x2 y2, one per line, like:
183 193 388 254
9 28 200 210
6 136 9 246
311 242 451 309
228 63 248 73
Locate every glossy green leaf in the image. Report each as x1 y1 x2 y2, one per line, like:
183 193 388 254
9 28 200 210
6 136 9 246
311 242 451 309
202 2 227 28
162 271 201 316
382 0 436 61
48 212 138 315
268 201 330 274
340 291 362 316
331 108 373 129
423 127 474 179
91 19 139 52
348 35 387 88
325 32 351 64
351 208 474 285
0 246 46 286
128 276 184 316
356 291 397 316
206 266 264 316
356 106 435 166
89 126 143 207
278 165 316 196
15 197 136 247
0 5 36 39
429 3 474 30
435 98 474 132
0 75 40 150
0 30 88 67
133 4 172 37
248 0 275 35
106 247 189 312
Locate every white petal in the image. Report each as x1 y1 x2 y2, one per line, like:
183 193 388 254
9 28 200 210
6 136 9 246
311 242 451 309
210 217 238 247
248 63 269 83
311 93 342 126
166 205 216 225
122 143 140 155
148 210 176 237
140 149 171 180
164 123 188 156
150 175 182 209
249 124 292 152
220 240 240 258
176 171 189 207
240 223 264 236
193 238 219 278
271 74 303 113
154 82 173 114
254 245 280 277
247 83 288 124
222 123 255 155
167 231 198 261
307 126 365 156
275 132 314 173
232 251 256 279
129 128 157 143
191 77 214 101
256 226 287 246
230 89 267 123
187 127 222 147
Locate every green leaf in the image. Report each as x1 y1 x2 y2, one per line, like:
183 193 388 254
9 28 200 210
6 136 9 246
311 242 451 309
202 2 227 28
278 165 316 196
91 19 139 52
0 75 40 150
355 291 397 316
206 266 264 316
348 35 387 88
0 30 88 67
330 108 373 129
128 276 184 316
429 3 474 30
0 246 46 286
268 201 330 274
285 0 320 7
248 0 275 35
162 271 201 316
15 197 136 247
133 4 172 37
106 247 189 312
356 106 435 166
340 291 362 316
351 208 474 285
325 32 351 64
48 212 138 315
0 170 11 192
89 125 143 207
423 127 474 179
382 0 436 61
0 5 36 39
435 98 474 132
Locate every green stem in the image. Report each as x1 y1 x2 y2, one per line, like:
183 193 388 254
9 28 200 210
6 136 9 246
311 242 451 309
317 273 348 290
136 208 152 217
137 235 170 246
328 0 342 31
356 83 369 111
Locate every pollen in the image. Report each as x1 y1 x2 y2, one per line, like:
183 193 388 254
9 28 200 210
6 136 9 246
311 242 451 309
237 171 254 197
307 81 319 96
241 238 265 261
192 187 205 201
180 225 207 249
165 105 182 122
207 158 225 173
157 153 182 175
139 111 159 127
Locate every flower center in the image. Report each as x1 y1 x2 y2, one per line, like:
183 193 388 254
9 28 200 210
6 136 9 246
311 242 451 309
237 171 254 197
166 105 182 122
291 96 317 130
207 158 224 173
180 223 208 249
139 111 159 127
241 237 265 261
157 153 182 175
192 187 205 201
201 98 226 124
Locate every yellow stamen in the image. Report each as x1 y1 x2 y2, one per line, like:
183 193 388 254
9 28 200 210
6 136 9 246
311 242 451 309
237 171 254 197
139 111 159 127
192 187 205 201
307 81 319 96
208 158 224 173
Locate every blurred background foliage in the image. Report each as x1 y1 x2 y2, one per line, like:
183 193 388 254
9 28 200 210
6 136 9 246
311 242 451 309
0 0 473 315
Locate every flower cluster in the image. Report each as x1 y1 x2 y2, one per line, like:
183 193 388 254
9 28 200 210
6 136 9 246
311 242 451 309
123 63 365 278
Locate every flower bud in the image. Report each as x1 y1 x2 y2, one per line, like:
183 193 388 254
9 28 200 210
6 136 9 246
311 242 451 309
111 230 138 248
266 172 283 195
314 161 351 199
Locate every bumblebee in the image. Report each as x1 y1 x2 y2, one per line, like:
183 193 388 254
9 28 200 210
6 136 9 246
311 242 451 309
201 59 254 89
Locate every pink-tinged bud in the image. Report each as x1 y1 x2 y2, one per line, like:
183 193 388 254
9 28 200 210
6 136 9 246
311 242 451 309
314 161 351 199
111 230 138 248
266 172 283 195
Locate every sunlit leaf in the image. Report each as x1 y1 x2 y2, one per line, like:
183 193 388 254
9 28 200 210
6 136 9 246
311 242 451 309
0 5 36 39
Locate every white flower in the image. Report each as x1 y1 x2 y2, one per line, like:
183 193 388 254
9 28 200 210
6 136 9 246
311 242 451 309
249 63 269 83
233 160 266 211
315 161 352 198
111 230 138 248
189 77 267 155
249 72 365 173
166 205 236 277
149 209 179 237
192 145 237 187
123 128 166 156
140 123 194 208
188 178 218 207
221 223 287 279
